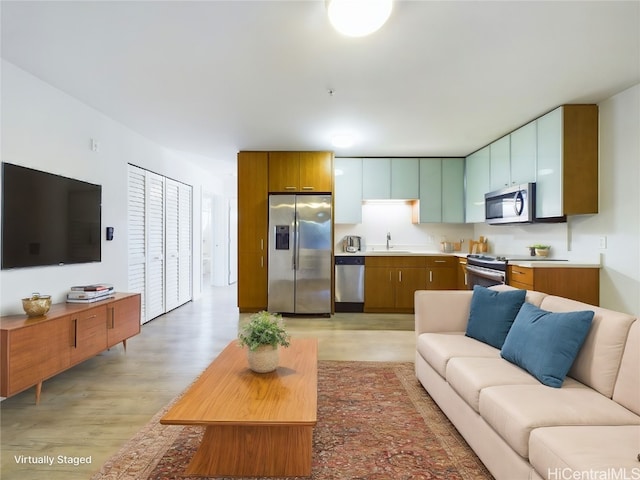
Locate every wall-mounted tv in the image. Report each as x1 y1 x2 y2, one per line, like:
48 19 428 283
1 162 102 269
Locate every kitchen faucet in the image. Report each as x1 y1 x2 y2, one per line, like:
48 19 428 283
386 232 391 250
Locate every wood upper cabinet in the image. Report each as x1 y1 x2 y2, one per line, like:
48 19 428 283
268 151 333 193
536 105 598 218
299 152 333 192
237 152 269 312
508 265 599 306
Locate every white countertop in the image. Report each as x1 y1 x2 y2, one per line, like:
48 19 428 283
334 250 600 267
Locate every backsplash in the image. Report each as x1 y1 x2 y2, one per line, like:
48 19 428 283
335 202 601 263
335 203 473 252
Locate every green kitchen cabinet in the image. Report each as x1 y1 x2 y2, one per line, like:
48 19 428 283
489 136 511 191
334 157 363 224
465 146 490 223
417 158 464 223
362 157 419 200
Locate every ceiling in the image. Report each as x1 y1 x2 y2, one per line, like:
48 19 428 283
2 1 639 176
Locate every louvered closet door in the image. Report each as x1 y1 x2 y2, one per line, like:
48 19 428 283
177 182 192 305
146 172 166 321
165 179 180 311
128 166 147 323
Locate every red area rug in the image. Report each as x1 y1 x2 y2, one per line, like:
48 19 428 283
92 361 492 479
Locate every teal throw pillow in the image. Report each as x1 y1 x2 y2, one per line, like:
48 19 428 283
500 302 594 388
465 286 527 349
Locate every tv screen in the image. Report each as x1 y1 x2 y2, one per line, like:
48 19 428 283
1 163 102 269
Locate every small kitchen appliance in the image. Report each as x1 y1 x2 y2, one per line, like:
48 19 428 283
342 235 363 253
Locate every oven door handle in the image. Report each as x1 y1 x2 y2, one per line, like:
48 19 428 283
466 264 506 283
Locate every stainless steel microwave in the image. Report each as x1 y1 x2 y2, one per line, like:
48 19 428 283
485 183 535 225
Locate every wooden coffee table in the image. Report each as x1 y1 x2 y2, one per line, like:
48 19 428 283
160 338 318 477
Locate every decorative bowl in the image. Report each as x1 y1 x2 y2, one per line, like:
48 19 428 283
22 294 52 317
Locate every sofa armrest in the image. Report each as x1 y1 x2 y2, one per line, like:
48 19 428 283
414 290 473 336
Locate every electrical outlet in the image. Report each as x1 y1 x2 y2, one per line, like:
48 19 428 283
599 236 607 249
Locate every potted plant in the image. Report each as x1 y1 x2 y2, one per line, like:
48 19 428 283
530 244 551 257
238 311 291 373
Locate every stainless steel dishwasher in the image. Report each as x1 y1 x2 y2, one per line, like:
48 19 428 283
335 256 365 312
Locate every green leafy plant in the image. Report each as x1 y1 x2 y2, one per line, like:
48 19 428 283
238 311 291 351
529 244 550 249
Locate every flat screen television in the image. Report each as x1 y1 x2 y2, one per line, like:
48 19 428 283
1 162 102 269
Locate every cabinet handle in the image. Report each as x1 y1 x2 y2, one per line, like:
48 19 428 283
512 270 523 275
86 314 97 320
260 256 264 268
71 319 78 348
435 260 447 263
398 270 402 282
464 272 468 286
429 271 433 283
284 186 296 190
301 186 314 190
108 308 114 329
389 271 392 282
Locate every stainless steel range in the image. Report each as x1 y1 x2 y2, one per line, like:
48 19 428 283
466 255 508 288
466 254 568 289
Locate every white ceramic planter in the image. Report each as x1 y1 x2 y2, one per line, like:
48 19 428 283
247 345 279 373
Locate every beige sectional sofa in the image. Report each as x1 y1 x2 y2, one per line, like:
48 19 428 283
415 286 640 480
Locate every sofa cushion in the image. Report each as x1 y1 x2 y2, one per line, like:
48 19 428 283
529 425 640 475
540 295 636 398
416 332 499 378
465 286 526 349
479 381 640 459
501 302 594 387
613 321 640 415
446 357 540 412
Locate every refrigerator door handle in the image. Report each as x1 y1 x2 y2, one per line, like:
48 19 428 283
294 211 300 270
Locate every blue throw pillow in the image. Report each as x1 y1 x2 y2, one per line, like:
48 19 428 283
465 286 527 349
500 302 594 388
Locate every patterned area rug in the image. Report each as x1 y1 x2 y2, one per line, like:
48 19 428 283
91 361 492 480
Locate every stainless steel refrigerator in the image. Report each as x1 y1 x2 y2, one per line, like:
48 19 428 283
268 194 332 315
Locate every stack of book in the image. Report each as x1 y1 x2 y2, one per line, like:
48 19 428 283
66 284 114 303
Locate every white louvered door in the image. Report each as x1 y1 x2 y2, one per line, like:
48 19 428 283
128 165 191 323
146 172 166 321
127 166 147 323
165 179 180 311
177 182 192 305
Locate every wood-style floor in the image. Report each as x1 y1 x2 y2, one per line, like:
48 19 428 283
0 285 415 480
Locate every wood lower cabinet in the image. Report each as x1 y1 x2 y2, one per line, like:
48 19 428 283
364 255 464 312
70 306 108 364
508 265 600 306
0 293 141 403
457 257 468 290
425 256 458 290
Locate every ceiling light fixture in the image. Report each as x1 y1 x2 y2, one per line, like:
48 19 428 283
327 0 393 37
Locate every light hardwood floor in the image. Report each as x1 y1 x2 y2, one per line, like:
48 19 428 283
0 285 415 480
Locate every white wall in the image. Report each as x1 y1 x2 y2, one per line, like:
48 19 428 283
0 61 229 315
